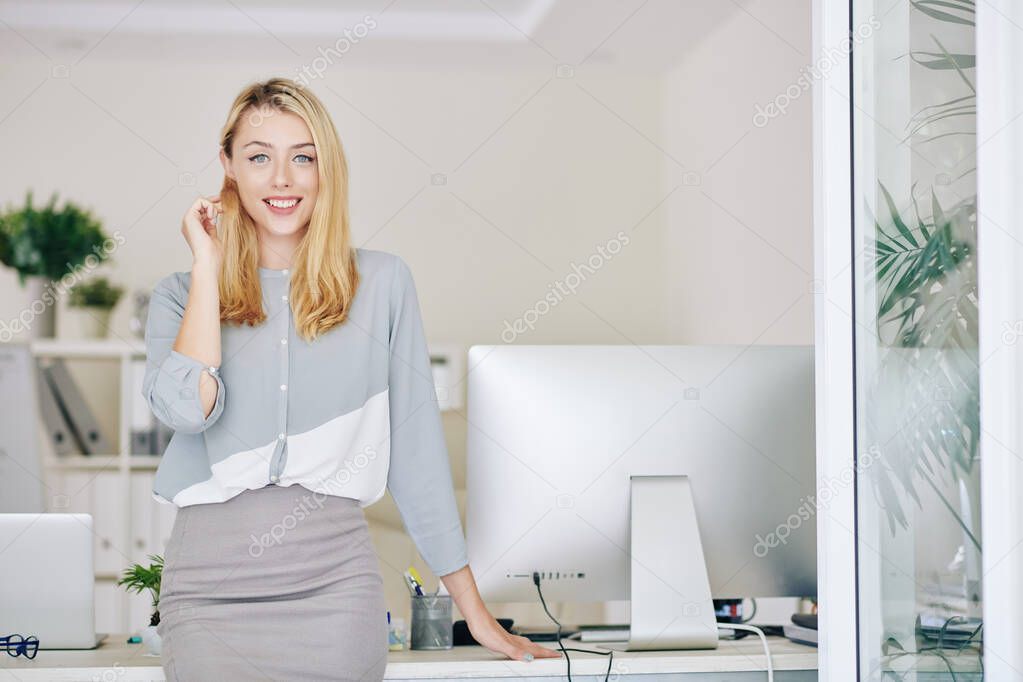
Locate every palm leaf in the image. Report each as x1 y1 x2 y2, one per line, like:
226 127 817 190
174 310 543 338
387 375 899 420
868 183 978 546
910 0 975 25
909 51 976 69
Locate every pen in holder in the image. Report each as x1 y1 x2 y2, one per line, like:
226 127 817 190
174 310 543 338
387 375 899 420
409 593 453 650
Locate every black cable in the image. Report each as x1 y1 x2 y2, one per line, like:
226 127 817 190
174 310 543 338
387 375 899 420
884 617 984 682
741 598 758 624
533 572 614 682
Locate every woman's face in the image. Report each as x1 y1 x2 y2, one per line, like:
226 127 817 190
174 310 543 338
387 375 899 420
221 106 319 238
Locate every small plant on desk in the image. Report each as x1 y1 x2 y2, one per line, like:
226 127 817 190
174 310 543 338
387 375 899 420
117 553 164 625
117 554 164 655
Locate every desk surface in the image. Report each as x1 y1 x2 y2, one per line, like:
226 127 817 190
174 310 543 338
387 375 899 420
0 634 817 680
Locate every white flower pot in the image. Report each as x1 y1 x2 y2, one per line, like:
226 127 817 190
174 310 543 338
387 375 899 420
59 306 113 339
141 625 162 656
24 276 57 339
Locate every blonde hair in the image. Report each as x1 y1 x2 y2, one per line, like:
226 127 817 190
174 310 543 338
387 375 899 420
217 77 359 342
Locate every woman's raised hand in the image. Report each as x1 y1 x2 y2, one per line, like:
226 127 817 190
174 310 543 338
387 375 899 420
181 194 224 269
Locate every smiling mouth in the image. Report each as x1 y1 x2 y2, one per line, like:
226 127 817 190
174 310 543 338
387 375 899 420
263 197 301 209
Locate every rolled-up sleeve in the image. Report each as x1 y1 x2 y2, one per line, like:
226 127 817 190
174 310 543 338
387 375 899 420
385 258 469 577
142 274 226 434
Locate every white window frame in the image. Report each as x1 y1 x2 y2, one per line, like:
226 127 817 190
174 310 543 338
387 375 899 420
977 0 1023 676
812 0 857 678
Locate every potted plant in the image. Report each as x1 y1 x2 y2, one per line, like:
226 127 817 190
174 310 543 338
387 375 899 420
0 190 111 338
64 276 124 339
117 554 164 656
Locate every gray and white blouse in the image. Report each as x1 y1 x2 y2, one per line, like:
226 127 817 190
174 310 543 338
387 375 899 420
142 248 467 576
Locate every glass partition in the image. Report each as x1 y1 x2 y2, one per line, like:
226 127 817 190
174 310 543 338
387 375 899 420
851 0 982 678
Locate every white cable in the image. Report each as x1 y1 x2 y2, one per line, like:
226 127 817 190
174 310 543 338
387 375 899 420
720 623 773 682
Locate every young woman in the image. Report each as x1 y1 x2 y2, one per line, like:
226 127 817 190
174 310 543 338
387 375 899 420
144 77 559 680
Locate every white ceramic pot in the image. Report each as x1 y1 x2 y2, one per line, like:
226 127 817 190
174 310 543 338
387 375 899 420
141 625 162 656
60 306 112 339
24 275 56 338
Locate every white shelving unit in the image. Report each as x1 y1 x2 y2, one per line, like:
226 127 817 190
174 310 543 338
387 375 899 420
31 337 175 636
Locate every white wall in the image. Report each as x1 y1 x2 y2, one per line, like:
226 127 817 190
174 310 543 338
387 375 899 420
662 2 813 345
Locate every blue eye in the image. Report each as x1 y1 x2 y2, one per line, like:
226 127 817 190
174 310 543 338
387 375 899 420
247 153 313 164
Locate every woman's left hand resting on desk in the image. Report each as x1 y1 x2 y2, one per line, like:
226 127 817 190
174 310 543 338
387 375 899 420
441 564 562 663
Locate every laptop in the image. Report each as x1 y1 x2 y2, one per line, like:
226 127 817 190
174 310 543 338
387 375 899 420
0 513 108 649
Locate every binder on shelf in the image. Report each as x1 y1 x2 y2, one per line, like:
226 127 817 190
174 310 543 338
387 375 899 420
35 363 81 456
44 359 114 456
154 422 174 455
131 430 153 455
2 345 45 512
130 358 157 455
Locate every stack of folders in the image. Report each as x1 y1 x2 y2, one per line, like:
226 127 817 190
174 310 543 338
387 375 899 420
36 359 112 456
130 358 173 455
35 358 172 457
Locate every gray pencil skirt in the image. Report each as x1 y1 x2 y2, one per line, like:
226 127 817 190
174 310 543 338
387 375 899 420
157 483 389 682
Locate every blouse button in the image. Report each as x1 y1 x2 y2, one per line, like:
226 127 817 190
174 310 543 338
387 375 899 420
280 338 288 345
281 295 288 302
282 269 289 275
278 433 285 441
280 384 287 391
270 474 279 483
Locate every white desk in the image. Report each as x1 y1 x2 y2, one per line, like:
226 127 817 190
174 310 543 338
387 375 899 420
0 634 817 681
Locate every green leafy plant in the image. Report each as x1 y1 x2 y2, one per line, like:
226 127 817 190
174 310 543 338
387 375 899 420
117 554 163 627
866 0 979 550
869 185 979 550
0 190 110 285
68 276 125 309
903 33 976 146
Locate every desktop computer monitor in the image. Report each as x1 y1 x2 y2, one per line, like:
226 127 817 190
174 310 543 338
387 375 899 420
465 344 816 649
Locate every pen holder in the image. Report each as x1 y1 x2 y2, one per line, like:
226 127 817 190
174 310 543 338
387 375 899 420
409 594 453 650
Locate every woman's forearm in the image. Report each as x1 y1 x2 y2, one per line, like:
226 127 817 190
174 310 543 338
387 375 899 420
440 564 490 623
172 257 222 419
439 564 560 661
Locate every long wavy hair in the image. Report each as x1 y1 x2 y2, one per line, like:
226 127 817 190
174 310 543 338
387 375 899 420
217 77 359 342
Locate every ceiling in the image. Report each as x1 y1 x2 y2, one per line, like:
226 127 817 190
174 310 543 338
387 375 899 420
0 0 751 70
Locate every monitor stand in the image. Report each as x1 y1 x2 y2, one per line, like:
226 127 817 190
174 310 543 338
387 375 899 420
611 475 719 651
